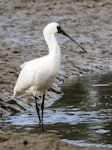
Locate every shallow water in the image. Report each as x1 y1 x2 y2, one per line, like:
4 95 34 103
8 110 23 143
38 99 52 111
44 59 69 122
1 73 112 147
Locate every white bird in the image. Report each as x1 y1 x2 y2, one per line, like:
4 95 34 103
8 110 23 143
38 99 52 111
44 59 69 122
13 22 86 129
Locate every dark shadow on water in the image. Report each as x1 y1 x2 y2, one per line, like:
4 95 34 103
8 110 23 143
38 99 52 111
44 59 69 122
49 73 112 147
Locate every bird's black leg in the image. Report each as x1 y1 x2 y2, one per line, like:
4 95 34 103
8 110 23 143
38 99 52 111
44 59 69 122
35 96 41 124
41 93 45 123
41 93 45 132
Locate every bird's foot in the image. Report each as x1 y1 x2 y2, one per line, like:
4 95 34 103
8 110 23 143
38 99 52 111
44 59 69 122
38 121 45 133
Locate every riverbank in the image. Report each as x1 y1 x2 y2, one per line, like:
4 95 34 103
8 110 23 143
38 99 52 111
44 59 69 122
0 129 112 150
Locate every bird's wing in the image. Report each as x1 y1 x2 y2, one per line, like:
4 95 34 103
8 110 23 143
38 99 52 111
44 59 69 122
13 56 49 97
13 60 39 97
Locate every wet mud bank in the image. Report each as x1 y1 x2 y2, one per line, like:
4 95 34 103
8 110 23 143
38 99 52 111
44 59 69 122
0 130 112 150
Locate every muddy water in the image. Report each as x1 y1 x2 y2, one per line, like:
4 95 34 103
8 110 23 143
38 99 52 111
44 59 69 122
1 73 112 147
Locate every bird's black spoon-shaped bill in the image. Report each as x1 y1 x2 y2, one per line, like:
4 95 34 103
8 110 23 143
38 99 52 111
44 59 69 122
64 32 87 53
58 26 87 53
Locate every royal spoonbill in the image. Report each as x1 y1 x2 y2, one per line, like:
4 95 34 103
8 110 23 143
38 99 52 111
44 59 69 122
13 22 86 129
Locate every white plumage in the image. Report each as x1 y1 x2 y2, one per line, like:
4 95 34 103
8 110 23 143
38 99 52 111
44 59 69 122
12 22 86 127
13 22 61 98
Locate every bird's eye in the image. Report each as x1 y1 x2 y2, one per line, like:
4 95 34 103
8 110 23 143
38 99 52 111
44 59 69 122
57 25 61 30
57 25 62 33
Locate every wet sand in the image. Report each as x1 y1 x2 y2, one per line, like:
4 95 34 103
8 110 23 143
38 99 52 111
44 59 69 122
0 0 112 149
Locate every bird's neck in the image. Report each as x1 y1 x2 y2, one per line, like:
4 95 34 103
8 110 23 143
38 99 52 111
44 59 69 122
44 33 61 58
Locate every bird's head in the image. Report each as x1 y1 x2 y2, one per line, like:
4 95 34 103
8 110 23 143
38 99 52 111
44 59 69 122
43 22 87 53
43 22 59 35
